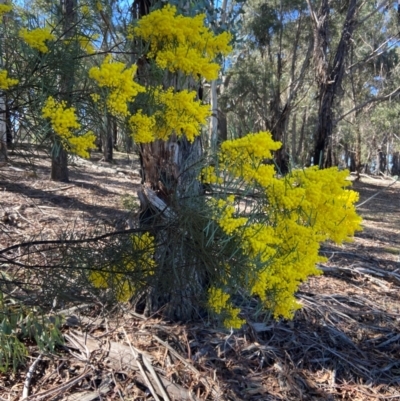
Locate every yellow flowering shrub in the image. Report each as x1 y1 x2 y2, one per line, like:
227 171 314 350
207 287 245 329
0 69 18 90
89 55 145 117
133 5 232 80
90 233 156 302
203 131 362 325
42 96 96 158
0 4 12 20
19 27 55 53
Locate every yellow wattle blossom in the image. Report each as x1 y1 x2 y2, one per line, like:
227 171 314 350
42 96 96 158
19 27 55 53
153 87 211 142
0 4 12 20
129 110 156 143
89 55 145 117
207 287 245 329
65 34 97 55
68 131 96 158
81 5 90 16
0 69 18 90
212 195 248 235
90 233 156 302
90 93 100 102
200 166 223 185
205 131 362 323
134 5 232 80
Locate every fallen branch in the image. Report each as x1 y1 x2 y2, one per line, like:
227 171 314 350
22 369 91 401
64 331 200 401
356 175 399 208
21 353 43 400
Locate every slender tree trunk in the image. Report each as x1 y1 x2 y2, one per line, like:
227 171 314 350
297 107 307 164
0 97 6 162
103 114 113 162
218 109 228 142
113 116 118 150
291 113 297 165
51 0 76 181
51 146 69 181
6 97 11 145
209 80 218 148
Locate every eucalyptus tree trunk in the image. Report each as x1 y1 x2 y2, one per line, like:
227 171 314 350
133 0 207 321
102 113 113 162
51 0 77 182
308 0 358 168
138 136 205 320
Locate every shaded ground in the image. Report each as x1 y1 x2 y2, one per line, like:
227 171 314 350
0 149 400 401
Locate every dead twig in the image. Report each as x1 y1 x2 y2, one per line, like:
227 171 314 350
21 369 91 401
122 327 164 401
21 353 43 400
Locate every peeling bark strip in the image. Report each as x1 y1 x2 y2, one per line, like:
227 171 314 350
139 136 203 202
308 0 358 168
138 133 205 320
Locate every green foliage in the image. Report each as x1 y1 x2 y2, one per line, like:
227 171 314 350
0 292 63 373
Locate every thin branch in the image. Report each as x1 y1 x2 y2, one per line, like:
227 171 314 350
334 84 400 124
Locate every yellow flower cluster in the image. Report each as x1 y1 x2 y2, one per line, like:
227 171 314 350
220 131 281 184
65 34 97 55
133 5 232 80
207 287 245 329
42 96 96 158
129 87 210 143
0 69 18 90
68 131 97 158
213 195 248 234
154 87 211 142
204 131 362 323
19 27 55 53
200 166 223 184
90 233 156 302
0 4 12 20
81 5 90 16
129 110 156 143
89 55 145 117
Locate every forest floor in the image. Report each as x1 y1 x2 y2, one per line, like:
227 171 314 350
0 145 400 401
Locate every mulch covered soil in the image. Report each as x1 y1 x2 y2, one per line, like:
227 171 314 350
1 147 400 400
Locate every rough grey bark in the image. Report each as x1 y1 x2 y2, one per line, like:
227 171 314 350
309 0 358 168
